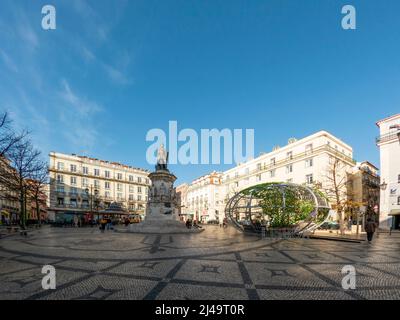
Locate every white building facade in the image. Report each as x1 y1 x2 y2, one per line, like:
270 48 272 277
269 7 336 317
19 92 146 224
222 131 355 203
184 171 224 223
48 152 150 222
376 114 400 230
182 131 356 223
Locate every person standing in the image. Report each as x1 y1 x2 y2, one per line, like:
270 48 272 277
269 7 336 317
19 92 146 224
347 217 353 233
73 215 78 228
365 217 377 244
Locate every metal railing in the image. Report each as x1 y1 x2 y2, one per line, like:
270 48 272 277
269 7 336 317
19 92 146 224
223 145 355 184
376 131 400 144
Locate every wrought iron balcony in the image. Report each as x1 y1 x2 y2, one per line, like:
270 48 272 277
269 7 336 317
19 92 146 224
376 131 400 144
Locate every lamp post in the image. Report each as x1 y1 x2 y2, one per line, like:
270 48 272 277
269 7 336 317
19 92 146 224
85 185 99 223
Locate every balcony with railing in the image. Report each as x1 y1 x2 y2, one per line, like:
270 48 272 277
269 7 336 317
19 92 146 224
223 144 356 184
376 131 400 144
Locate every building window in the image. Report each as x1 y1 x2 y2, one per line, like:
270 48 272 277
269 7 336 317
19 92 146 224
286 164 293 173
270 158 276 166
94 180 100 188
105 191 111 199
70 187 77 194
398 196 400 205
145 178 149 184
105 182 110 189
83 166 88 175
70 164 77 173
138 177 142 183
117 173 123 180
305 158 313 168
56 185 64 193
129 175 134 182
138 195 142 201
117 193 123 200
256 174 262 181
306 174 313 185
129 194 134 201
129 185 134 193
57 162 64 171
94 169 100 176
257 163 262 171
398 174 400 184
138 186 142 193
270 170 275 178
70 176 77 185
57 198 64 205
82 178 89 187
105 170 110 178
57 174 64 184
117 183 122 191
70 199 77 208
286 151 293 160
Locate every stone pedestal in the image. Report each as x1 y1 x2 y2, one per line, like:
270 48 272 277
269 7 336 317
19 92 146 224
129 168 201 234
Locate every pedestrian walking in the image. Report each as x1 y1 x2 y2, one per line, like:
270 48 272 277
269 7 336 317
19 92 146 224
100 218 107 233
365 217 377 244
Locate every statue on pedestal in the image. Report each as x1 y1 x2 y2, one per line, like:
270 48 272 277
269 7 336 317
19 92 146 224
156 144 168 171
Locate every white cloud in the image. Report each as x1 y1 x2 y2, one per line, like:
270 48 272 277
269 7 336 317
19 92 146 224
59 79 104 150
60 79 103 116
0 49 18 73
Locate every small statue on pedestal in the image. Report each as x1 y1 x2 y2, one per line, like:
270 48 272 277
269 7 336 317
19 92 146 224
156 144 169 171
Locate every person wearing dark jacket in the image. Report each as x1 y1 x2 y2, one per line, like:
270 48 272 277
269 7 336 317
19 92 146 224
365 218 377 244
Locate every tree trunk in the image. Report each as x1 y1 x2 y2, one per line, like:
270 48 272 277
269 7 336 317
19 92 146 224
20 188 25 228
36 197 41 226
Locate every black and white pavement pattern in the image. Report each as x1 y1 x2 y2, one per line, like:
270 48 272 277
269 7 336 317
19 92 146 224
0 225 399 300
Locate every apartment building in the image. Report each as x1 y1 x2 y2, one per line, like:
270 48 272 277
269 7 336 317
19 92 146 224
222 131 355 201
175 183 189 217
376 114 400 229
347 161 380 219
48 152 150 222
184 171 224 223
181 131 356 223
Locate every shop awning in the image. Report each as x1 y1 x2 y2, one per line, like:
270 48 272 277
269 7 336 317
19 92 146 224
389 209 400 216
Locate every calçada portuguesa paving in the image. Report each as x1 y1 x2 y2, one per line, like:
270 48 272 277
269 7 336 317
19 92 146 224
0 225 399 300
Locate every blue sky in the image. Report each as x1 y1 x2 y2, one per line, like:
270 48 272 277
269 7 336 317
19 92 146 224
0 0 399 184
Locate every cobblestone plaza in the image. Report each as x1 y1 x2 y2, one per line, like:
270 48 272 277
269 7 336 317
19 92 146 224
0 226 399 300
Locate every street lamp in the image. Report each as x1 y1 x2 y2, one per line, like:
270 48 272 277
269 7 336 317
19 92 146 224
380 180 387 191
85 185 99 222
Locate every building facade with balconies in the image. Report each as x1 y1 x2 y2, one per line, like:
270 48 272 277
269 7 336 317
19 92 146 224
48 152 150 222
376 113 400 230
184 171 224 223
221 131 355 206
347 161 380 222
